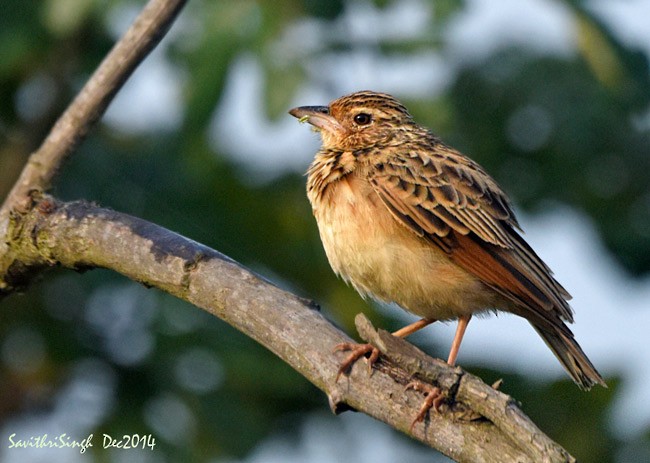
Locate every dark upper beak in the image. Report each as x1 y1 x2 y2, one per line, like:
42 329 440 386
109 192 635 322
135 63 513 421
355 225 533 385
288 105 343 133
289 105 329 118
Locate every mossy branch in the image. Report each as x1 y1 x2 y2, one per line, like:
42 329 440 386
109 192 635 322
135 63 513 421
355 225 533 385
0 0 187 290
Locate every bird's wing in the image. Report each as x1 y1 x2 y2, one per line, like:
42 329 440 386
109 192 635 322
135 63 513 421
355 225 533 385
368 145 573 324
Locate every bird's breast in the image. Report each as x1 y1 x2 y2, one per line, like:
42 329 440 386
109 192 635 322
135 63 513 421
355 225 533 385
308 171 495 320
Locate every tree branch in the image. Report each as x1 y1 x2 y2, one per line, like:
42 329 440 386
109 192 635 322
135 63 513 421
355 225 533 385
0 0 187 290
3 195 575 463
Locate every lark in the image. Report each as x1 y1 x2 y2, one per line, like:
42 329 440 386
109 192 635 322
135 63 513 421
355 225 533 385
290 91 605 424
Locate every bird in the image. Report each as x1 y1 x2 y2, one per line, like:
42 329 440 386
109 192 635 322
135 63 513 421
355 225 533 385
289 90 606 422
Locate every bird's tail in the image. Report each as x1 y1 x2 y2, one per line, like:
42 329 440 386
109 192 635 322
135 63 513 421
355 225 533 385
531 323 606 390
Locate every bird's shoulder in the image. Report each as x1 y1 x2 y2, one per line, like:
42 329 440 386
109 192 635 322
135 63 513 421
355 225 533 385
365 133 519 246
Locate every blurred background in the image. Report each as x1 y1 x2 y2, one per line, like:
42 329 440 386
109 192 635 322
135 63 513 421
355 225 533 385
1 0 649 462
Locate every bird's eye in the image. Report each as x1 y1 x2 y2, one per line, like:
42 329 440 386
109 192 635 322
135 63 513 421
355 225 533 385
353 113 372 126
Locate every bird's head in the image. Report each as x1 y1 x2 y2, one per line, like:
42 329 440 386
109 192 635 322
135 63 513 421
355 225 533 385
289 91 416 151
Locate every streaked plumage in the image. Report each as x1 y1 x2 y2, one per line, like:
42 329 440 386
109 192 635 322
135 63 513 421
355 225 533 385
290 90 605 390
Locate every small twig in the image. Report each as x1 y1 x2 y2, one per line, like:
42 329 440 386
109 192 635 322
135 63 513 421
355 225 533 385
0 0 187 289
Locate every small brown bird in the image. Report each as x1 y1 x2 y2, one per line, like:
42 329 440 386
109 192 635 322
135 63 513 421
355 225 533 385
289 91 605 411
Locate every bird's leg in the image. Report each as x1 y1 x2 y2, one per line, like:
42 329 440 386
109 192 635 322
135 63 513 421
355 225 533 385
408 314 472 430
392 318 436 337
334 318 436 381
446 314 471 367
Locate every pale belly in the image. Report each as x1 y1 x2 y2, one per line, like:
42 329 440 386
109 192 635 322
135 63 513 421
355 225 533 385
311 175 497 320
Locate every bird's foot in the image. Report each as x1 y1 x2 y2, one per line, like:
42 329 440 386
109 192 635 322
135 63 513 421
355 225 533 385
333 342 380 381
405 380 445 432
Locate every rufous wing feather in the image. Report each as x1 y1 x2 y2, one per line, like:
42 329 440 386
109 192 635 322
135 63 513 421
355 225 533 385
369 146 605 388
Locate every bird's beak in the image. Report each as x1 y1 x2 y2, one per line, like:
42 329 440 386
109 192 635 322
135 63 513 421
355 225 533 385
289 105 343 134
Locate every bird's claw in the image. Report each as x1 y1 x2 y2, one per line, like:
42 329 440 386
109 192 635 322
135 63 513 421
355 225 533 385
333 342 380 381
405 380 445 432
